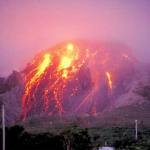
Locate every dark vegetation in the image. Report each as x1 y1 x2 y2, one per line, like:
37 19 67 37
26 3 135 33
0 125 150 150
0 125 91 150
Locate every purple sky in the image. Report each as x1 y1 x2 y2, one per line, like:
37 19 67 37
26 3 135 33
0 0 150 76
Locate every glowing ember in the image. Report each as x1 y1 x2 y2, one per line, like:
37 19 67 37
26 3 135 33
58 43 78 70
62 70 69 79
67 43 74 51
106 72 112 90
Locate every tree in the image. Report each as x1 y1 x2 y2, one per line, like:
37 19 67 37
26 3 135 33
72 128 91 150
20 132 65 150
6 125 24 150
61 125 91 150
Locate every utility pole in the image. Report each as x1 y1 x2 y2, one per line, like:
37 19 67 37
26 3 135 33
135 120 138 141
2 104 5 150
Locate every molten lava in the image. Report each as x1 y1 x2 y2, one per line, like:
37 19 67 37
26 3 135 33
106 72 112 90
22 42 135 120
22 43 89 119
22 53 52 119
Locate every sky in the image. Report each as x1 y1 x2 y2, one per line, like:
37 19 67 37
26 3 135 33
0 0 150 76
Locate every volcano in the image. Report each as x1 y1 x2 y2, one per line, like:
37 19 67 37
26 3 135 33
21 41 137 120
1 41 150 126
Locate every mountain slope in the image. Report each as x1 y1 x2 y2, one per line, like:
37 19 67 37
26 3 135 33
0 41 149 126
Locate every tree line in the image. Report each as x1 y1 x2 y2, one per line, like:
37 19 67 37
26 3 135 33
0 125 150 150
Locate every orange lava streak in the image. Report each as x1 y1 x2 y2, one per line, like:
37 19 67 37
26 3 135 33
75 71 100 112
22 54 51 119
22 42 92 119
44 89 49 112
58 43 78 71
106 72 112 90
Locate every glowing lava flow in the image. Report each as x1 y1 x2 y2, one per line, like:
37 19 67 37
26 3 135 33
22 43 89 119
106 72 112 90
22 54 52 119
21 42 134 120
